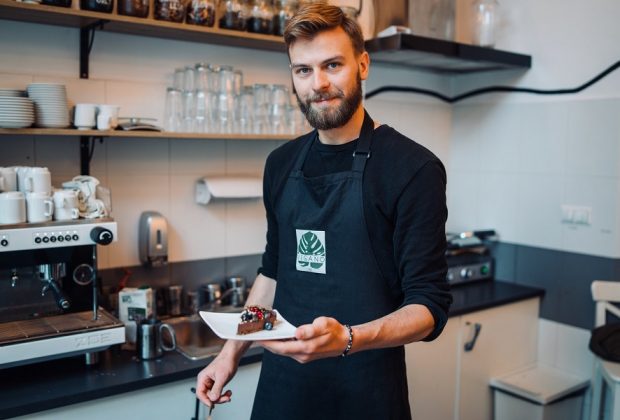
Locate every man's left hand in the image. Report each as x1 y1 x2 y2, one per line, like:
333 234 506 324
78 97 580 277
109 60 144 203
259 316 349 363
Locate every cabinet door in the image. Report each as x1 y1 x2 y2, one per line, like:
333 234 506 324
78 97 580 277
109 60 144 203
406 318 460 420
457 298 539 420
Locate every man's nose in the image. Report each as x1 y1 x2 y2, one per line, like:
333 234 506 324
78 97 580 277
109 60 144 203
312 70 329 91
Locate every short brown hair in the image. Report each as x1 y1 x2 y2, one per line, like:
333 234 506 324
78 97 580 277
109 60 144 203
283 3 365 56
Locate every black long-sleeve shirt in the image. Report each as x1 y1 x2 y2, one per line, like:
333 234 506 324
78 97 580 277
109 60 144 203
258 124 452 341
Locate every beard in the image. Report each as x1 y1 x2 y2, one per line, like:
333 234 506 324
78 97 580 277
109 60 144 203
296 72 363 130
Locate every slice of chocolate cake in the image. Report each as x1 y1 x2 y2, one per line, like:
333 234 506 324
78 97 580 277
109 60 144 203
237 306 277 335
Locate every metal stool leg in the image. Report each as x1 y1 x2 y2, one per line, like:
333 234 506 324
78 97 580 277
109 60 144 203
592 361 604 420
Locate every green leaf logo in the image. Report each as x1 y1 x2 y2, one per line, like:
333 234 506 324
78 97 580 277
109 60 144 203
296 229 327 273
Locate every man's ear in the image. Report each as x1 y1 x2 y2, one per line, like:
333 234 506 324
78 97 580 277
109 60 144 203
359 51 370 81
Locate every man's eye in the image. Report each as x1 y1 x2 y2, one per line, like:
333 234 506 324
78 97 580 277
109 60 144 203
296 68 311 75
327 62 341 70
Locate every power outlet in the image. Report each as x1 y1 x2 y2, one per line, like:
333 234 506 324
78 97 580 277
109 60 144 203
561 205 592 225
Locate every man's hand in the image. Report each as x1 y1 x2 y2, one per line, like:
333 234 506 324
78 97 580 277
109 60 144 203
195 352 237 408
259 316 349 363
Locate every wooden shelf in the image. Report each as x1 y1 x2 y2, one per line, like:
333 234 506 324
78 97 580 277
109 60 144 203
365 33 531 74
0 0 286 52
0 128 299 140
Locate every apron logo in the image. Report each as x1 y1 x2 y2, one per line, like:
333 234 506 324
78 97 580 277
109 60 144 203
296 230 326 274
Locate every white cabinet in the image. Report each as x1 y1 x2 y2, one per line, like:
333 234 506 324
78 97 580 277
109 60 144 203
16 362 261 420
406 298 540 420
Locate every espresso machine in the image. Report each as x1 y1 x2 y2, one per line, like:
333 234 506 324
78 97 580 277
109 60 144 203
0 218 125 368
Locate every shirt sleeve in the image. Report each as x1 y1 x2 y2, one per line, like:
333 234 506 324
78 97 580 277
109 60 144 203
257 152 279 281
395 159 452 341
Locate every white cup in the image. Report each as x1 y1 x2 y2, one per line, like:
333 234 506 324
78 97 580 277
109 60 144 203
0 191 27 224
98 105 120 128
0 167 17 192
24 167 52 195
97 114 112 131
26 192 54 223
13 166 31 192
74 103 97 130
53 189 80 221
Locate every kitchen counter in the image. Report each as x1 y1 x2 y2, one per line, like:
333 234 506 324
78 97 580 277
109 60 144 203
0 280 543 419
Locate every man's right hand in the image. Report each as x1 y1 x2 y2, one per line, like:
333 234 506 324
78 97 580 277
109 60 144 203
195 352 237 408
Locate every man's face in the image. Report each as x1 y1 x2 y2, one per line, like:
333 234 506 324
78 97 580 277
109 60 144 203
289 27 369 130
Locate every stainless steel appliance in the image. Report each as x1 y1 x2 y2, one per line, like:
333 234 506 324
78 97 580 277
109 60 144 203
446 230 495 286
0 218 125 368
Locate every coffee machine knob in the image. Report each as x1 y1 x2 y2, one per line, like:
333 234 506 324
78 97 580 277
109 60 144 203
90 227 114 245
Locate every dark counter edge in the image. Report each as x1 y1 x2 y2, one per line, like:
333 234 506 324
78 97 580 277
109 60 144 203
0 280 543 419
0 347 263 419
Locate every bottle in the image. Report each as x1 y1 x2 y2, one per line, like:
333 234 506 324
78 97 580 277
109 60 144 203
187 0 216 25
471 0 499 47
273 0 298 36
247 0 274 35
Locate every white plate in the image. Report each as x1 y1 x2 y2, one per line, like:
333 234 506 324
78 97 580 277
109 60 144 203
199 310 297 341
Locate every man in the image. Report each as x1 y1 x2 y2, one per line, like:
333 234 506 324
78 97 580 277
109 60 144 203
196 4 451 419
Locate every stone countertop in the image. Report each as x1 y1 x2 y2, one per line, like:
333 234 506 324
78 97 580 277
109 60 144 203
0 280 543 419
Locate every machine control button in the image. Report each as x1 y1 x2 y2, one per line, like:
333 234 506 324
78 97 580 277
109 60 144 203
35 237 42 244
65 235 72 242
50 236 57 243
0 239 8 247
42 236 49 243
72 234 79 241
57 235 64 242
90 227 113 245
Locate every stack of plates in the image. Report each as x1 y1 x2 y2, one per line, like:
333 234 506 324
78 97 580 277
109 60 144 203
0 96 35 128
27 83 70 128
0 89 26 98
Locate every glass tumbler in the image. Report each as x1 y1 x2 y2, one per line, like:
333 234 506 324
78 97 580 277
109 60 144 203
173 68 185 91
217 65 236 133
269 84 289 134
164 88 183 132
471 0 499 47
234 85 254 134
252 83 270 134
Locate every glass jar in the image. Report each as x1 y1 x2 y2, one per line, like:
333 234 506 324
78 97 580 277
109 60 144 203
471 0 499 47
247 0 274 35
80 0 113 13
118 0 149 17
155 0 186 23
218 0 248 31
273 0 297 36
41 0 72 8
187 0 216 26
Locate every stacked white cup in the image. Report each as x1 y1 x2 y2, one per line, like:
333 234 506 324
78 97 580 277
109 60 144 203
73 104 120 131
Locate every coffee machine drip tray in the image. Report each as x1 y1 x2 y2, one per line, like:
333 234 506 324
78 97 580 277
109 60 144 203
0 308 125 368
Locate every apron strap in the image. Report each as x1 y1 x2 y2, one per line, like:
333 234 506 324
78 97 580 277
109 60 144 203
352 110 374 173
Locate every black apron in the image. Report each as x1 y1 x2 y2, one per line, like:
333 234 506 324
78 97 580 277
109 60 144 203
251 111 411 420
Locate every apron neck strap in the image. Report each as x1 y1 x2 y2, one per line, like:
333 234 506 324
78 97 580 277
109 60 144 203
291 109 375 173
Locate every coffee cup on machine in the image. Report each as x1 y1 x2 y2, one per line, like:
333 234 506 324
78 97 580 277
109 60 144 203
0 191 27 225
53 189 79 221
26 191 54 223
0 167 17 192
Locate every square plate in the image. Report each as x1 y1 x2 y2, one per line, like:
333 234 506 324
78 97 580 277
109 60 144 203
199 310 297 341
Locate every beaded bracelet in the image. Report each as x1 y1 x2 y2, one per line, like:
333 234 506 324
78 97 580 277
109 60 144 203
341 324 353 357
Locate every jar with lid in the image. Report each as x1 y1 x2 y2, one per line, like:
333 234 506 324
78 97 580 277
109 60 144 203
273 0 297 36
118 0 149 17
471 0 499 47
155 0 186 23
187 0 216 26
218 0 249 31
247 0 274 35
80 0 114 13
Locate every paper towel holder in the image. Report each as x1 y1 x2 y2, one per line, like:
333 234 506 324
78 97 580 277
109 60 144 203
139 211 168 267
195 176 263 205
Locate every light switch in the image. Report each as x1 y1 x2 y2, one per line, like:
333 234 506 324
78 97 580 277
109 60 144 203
561 205 592 225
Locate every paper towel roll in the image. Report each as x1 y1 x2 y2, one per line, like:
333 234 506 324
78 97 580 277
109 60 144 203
195 176 263 205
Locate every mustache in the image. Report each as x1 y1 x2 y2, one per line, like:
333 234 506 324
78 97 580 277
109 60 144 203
307 91 345 102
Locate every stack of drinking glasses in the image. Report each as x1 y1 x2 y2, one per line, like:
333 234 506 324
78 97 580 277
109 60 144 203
164 63 310 135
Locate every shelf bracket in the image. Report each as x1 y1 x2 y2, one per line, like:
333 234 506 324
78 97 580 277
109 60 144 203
80 20 108 79
80 135 105 175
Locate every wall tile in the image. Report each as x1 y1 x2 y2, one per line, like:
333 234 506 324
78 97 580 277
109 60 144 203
451 105 483 172
225 200 267 257
0 137 35 166
106 174 170 267
168 175 227 262
562 175 619 258
446 169 481 233
554 322 593 378
537 318 558 367
474 103 522 173
517 102 568 175
106 137 169 176
105 81 167 126
565 99 620 178
0 72 34 89
169 139 226 175
225 140 277 177
515 173 564 249
34 136 80 180
477 172 520 242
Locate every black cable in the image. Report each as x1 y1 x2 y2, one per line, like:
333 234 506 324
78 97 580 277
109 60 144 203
365 60 620 103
